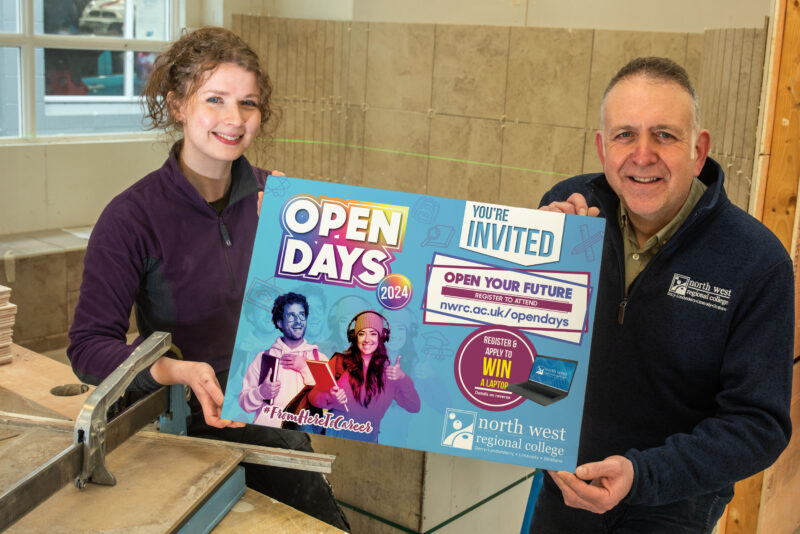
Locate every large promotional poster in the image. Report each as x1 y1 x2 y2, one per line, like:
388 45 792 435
222 177 605 471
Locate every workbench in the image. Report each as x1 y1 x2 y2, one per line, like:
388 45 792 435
0 342 343 533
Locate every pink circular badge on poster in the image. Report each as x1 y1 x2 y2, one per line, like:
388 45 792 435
454 326 536 411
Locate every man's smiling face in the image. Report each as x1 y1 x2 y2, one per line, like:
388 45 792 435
278 302 307 343
596 75 709 243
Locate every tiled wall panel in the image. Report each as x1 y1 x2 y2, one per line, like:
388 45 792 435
698 24 767 209
238 16 765 215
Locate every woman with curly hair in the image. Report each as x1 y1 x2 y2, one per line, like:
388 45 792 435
310 310 420 442
67 26 348 530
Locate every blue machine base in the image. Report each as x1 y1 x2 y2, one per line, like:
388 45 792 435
178 466 246 534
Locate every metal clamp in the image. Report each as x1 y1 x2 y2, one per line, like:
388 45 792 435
73 332 171 488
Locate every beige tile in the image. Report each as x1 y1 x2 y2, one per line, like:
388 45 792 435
506 27 593 128
33 230 89 252
284 20 299 99
587 30 690 130
343 104 366 186
499 122 585 209
326 103 347 182
582 128 602 174
362 109 430 194
427 115 503 202
272 18 291 101
65 249 85 293
18 333 70 354
366 23 435 112
293 19 318 102
0 236 58 259
346 22 370 104
432 25 509 119
332 21 345 100
685 33 704 92
5 253 68 342
263 17 279 96
310 435 423 531
320 22 337 181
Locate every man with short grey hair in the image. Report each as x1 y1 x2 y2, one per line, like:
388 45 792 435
532 56 793 532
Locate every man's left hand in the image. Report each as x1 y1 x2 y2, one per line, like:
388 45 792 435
548 455 634 514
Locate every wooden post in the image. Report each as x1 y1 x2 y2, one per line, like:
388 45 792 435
738 0 800 532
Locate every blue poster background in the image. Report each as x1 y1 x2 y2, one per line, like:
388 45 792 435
222 176 605 470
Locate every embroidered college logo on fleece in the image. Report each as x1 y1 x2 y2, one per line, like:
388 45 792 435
667 273 731 312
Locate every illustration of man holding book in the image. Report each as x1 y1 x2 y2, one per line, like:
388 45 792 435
239 292 328 426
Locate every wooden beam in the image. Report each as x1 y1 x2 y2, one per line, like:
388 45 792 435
757 0 800 249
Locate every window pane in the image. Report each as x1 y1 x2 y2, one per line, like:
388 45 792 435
38 0 168 39
1 0 19 33
45 48 124 95
134 51 156 94
0 47 20 137
36 48 156 135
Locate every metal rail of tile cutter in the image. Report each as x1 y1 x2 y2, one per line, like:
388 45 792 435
0 331 173 529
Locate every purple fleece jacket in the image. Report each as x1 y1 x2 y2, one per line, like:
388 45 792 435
68 143 268 391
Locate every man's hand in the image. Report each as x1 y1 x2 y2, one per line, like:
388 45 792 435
540 193 600 217
385 355 407 380
150 357 245 429
280 352 308 373
258 368 281 400
548 455 634 514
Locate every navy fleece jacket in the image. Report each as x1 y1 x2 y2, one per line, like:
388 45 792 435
540 157 793 506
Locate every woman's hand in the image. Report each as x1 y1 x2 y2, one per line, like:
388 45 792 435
385 355 407 381
258 170 286 216
328 385 348 408
150 357 245 429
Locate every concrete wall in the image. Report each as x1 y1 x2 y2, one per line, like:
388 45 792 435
352 0 770 32
200 0 772 31
0 139 168 235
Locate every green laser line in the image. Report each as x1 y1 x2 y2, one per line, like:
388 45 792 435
336 500 418 533
274 138 573 178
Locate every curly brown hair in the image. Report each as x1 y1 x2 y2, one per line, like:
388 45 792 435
141 26 275 137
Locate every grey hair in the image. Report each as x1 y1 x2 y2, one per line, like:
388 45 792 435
600 56 700 134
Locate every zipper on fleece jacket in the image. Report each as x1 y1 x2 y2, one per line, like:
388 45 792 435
615 213 699 325
617 297 628 325
218 216 236 290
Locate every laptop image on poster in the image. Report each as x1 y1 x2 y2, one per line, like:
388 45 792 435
508 355 578 406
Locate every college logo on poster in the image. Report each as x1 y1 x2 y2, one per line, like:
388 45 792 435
441 408 477 450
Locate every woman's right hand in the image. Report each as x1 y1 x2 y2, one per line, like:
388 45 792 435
328 385 347 408
150 357 245 429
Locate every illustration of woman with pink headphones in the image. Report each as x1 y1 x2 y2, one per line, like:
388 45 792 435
308 310 420 442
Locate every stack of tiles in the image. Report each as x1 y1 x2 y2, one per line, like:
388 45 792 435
0 285 15 364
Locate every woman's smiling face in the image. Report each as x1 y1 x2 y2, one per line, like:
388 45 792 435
174 62 261 176
357 328 380 357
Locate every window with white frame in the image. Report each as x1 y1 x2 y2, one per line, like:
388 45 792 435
0 0 181 138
